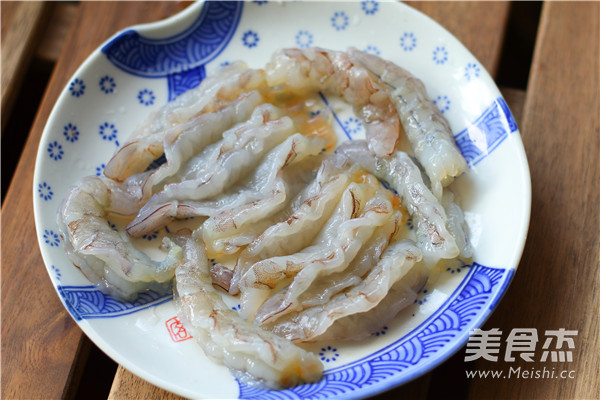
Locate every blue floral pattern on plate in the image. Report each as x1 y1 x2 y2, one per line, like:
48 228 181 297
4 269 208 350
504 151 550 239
296 30 314 48
331 11 349 31
434 95 451 114
343 117 363 136
43 229 61 247
38 182 53 201
63 123 79 142
98 122 119 146
137 89 155 106
319 346 340 362
47 141 63 161
363 45 381 55
400 32 417 51
433 46 449 64
99 75 116 94
69 78 85 97
242 30 259 48
361 0 379 15
464 62 481 81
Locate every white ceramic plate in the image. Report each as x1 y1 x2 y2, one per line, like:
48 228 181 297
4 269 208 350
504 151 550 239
33 1 531 399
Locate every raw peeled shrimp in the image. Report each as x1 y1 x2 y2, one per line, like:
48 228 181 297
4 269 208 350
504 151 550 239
236 177 382 319
254 188 398 325
337 140 460 262
347 48 467 198
264 239 425 342
126 133 325 244
56 176 183 300
442 191 473 259
104 63 266 182
138 90 266 200
229 154 355 293
266 47 467 198
309 262 428 342
174 231 323 389
201 133 327 255
254 210 402 325
266 47 400 157
126 104 296 236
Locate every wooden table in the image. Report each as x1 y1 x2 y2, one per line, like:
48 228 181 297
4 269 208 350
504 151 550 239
2 2 598 399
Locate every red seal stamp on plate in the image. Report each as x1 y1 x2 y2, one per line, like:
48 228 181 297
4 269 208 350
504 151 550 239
165 316 192 342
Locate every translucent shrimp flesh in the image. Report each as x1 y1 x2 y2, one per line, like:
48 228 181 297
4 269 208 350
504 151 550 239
253 187 398 325
126 105 297 236
174 231 323 389
337 140 460 262
229 153 355 294
126 134 325 247
201 133 327 256
235 177 384 319
347 47 467 198
55 47 474 384
104 63 266 182
254 210 403 326
266 47 401 158
138 90 266 200
308 262 428 342
263 239 425 342
56 176 183 300
266 47 467 198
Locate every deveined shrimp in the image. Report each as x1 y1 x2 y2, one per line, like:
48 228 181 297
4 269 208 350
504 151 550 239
201 133 327 256
337 140 460 262
229 153 354 294
235 177 382 319
264 239 425 342
174 231 323 389
104 63 266 182
138 90 266 201
56 176 183 300
254 187 398 325
347 48 467 198
254 209 402 326
125 107 299 237
266 47 401 158
266 47 467 198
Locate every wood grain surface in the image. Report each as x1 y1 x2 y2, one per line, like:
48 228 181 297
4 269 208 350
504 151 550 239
0 1 50 131
467 2 600 399
35 2 79 63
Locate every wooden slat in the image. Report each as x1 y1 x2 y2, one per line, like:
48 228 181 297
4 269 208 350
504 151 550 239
468 2 600 399
35 2 79 63
108 367 189 400
0 2 191 399
0 1 50 131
